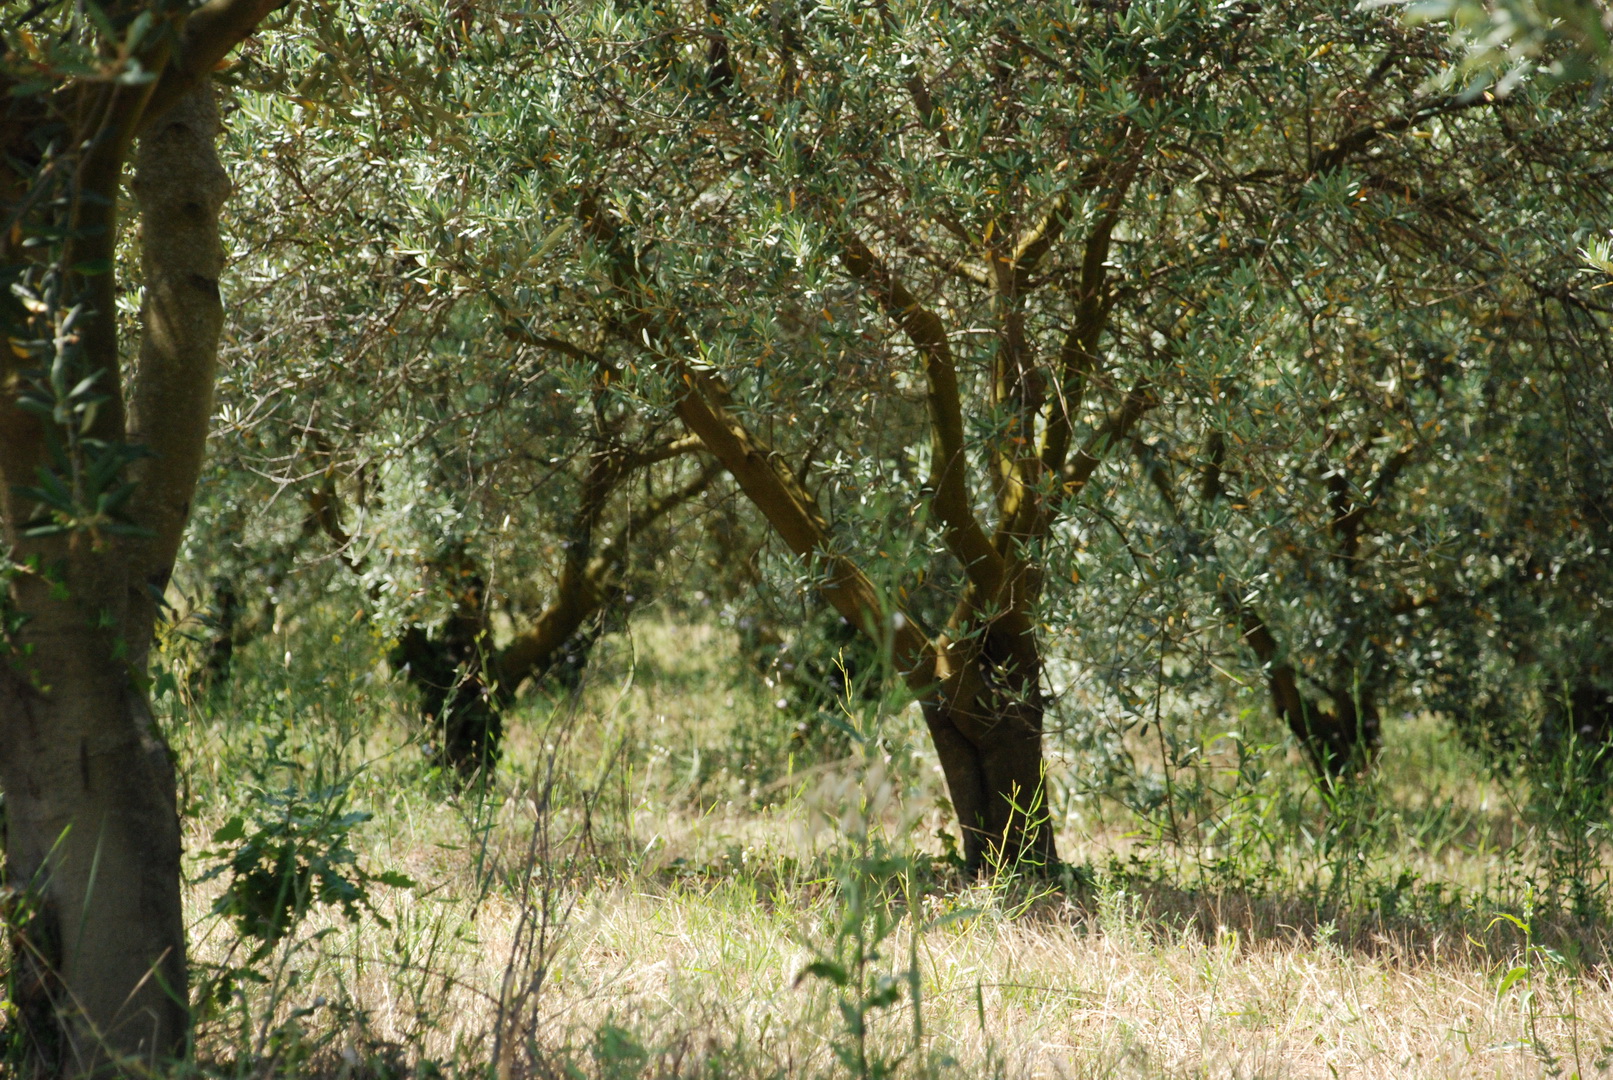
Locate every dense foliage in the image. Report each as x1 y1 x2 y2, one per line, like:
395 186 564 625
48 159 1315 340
186 0 1612 802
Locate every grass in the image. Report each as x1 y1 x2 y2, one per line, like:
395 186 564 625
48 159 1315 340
151 613 1613 1079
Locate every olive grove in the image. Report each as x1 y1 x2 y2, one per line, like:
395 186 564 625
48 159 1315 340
1 0 1610 1072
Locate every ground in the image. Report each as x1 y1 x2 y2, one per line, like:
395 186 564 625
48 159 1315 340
164 617 1613 1079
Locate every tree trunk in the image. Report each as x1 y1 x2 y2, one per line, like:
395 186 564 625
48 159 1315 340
925 694 1055 871
1290 686 1379 780
1261 647 1379 780
493 455 718 696
126 85 231 649
0 81 231 1075
0 556 188 1075
390 551 501 781
926 627 1057 871
1540 682 1613 782
494 574 606 696
570 191 1071 874
663 362 1060 873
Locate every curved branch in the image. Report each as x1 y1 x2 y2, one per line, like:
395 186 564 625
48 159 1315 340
495 458 720 693
835 228 1009 601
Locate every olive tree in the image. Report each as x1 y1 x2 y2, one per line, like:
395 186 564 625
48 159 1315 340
0 1 279 1069
481 0 1570 863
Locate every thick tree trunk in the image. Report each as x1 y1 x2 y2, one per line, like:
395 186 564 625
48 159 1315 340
126 85 230 646
1 0 276 1063
927 630 1057 871
0 82 230 1075
0 558 188 1075
925 694 1054 871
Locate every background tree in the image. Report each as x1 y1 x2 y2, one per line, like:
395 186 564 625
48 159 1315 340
171 15 728 779
452 0 1612 860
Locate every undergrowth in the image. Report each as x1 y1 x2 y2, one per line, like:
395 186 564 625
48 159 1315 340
6 612 1611 1079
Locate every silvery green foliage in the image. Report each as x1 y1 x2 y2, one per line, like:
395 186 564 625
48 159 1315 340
1401 0 1612 90
193 0 1609 795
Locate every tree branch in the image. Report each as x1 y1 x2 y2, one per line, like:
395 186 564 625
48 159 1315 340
834 228 1009 601
141 0 289 131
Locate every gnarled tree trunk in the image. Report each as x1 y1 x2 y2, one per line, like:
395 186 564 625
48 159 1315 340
567 143 1151 871
666 363 1060 871
924 631 1057 868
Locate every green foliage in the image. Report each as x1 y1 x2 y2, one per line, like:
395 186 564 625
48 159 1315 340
1405 0 1613 86
190 0 1613 805
10 0 1612 1071
196 738 416 960
796 802 929 1079
95 0 1613 1059
1586 232 1613 276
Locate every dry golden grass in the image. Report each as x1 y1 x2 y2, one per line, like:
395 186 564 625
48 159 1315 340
182 810 1613 1079
172 619 1613 1079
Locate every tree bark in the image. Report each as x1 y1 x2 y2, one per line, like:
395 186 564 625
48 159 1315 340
126 86 231 659
0 561 188 1075
0 80 231 1075
391 558 501 781
927 633 1058 869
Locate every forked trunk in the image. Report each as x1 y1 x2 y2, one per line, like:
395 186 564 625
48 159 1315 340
0 558 187 1074
922 631 1057 873
922 693 1055 873
662 359 1061 875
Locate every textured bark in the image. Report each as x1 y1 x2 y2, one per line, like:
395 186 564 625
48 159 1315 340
127 85 231 660
0 79 234 1074
0 563 188 1075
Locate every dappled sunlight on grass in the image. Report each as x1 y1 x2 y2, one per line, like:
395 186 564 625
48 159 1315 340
164 618 1613 1078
